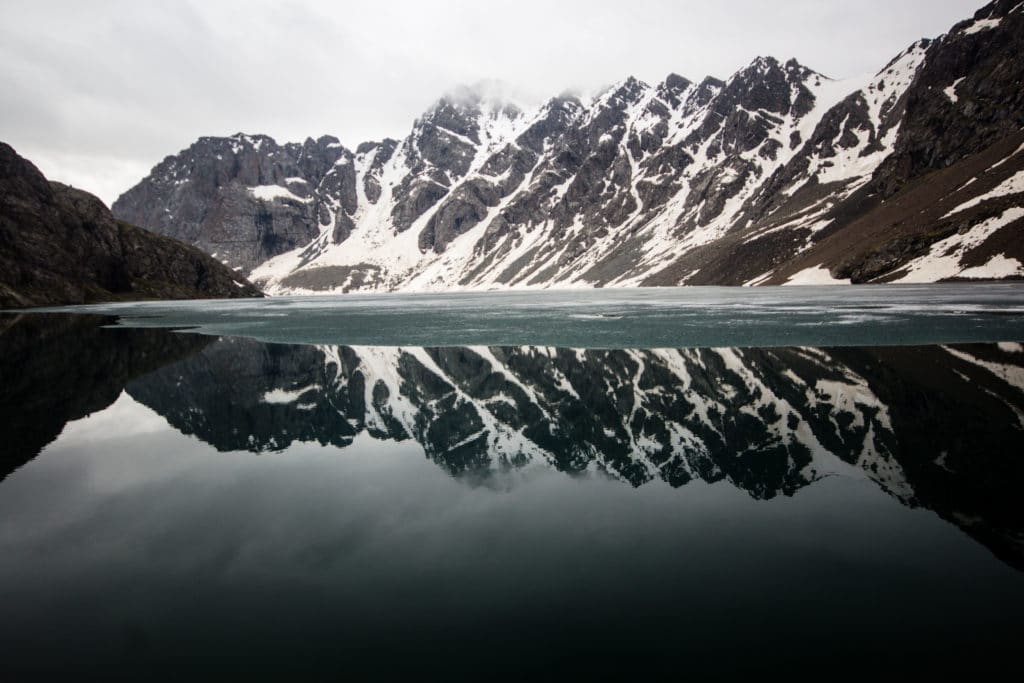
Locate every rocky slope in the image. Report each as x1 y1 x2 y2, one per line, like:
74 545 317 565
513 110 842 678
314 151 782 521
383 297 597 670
0 143 262 308
114 0 1024 292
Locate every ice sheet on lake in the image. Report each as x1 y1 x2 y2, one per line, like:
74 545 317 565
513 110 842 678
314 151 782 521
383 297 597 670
24 283 1024 349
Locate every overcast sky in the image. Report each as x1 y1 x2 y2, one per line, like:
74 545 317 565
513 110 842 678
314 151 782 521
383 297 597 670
0 0 983 205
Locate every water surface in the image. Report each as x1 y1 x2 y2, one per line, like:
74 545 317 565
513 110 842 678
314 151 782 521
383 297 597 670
37 283 1024 347
2 286 1024 679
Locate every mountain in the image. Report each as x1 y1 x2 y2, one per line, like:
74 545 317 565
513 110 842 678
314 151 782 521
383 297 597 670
113 0 1024 293
0 143 263 308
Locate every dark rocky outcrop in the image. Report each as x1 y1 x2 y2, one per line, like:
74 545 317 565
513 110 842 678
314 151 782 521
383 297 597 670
111 133 355 272
872 0 1024 197
0 143 262 308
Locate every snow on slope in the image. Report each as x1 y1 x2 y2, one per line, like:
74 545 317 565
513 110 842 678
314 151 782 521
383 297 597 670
250 55 919 295
894 207 1024 282
117 0 1024 292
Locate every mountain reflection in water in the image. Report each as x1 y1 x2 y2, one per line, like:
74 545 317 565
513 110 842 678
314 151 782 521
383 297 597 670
2 313 1024 679
3 313 1023 570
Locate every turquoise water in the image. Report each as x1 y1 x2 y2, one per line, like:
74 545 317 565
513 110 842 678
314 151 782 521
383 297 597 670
36 283 1024 347
2 286 1024 678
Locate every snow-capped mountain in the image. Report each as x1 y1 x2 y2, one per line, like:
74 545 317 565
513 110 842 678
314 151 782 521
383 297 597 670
113 0 1024 292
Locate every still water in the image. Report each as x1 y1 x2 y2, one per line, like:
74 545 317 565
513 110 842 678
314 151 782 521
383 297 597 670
2 285 1024 679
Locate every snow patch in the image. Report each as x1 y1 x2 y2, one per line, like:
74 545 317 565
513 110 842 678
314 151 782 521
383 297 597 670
261 385 321 404
943 169 1024 217
894 207 1024 282
784 266 851 286
962 17 1001 35
249 185 311 203
943 77 965 103
944 346 1024 392
991 142 1024 171
957 254 1024 280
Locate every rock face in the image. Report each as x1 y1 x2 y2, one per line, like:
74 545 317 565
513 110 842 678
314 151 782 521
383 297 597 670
110 134 365 272
0 143 263 308
115 0 1024 292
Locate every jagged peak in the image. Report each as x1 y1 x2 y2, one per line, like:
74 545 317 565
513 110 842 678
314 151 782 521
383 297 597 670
542 91 584 112
656 73 692 107
733 55 822 83
513 94 584 154
744 55 783 75
726 55 826 92
593 76 652 108
681 76 725 110
184 132 348 160
721 58 782 94
875 38 931 76
175 133 281 159
698 75 726 90
946 0 1019 39
976 0 1023 20
312 134 342 147
227 132 276 145
355 138 399 156
782 57 825 81
661 73 692 91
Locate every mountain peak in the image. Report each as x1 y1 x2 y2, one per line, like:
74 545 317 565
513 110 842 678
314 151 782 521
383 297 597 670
228 132 275 145
661 73 691 90
745 55 781 73
657 73 692 108
699 75 726 89
594 76 651 108
976 0 1023 20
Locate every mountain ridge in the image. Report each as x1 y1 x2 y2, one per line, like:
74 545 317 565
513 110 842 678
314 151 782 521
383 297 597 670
112 0 1024 294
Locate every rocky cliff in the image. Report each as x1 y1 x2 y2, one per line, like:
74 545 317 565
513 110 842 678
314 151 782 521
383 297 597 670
114 0 1024 292
0 143 263 308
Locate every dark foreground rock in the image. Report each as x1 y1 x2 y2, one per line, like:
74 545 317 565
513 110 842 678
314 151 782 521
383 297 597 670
0 142 263 309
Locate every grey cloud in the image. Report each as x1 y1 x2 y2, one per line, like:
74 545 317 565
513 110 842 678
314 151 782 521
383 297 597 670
0 0 983 205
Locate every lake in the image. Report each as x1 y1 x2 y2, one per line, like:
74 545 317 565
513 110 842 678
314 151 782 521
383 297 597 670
2 284 1024 679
